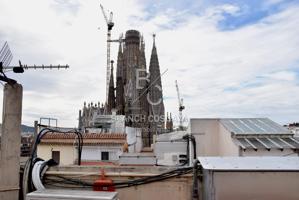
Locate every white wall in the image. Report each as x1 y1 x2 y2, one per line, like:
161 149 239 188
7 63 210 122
37 144 76 165
126 127 143 153
38 144 124 165
189 118 297 157
203 171 299 200
189 119 219 156
218 123 239 156
81 146 123 161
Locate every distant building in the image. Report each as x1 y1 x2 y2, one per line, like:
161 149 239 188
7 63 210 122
37 132 126 165
79 103 125 133
21 134 33 157
189 118 299 157
79 30 166 147
285 122 299 137
0 129 34 157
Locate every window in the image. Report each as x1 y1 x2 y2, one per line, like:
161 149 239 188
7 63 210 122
101 151 109 161
52 151 60 164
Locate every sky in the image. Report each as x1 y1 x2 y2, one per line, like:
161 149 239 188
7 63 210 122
0 0 298 127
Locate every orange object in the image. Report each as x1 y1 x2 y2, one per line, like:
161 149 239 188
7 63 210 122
123 141 129 153
93 169 115 192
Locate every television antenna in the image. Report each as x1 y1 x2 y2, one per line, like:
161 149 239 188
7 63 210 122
0 41 69 85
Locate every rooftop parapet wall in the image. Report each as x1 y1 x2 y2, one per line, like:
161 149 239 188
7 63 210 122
44 165 193 200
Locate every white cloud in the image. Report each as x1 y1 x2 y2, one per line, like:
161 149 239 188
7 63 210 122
0 0 298 127
263 71 297 81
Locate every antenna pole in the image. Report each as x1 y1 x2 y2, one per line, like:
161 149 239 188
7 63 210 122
4 65 69 70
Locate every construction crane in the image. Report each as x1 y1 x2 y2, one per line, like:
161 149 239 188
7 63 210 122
100 4 114 103
175 80 185 130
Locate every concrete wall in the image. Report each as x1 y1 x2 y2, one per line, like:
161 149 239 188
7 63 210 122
81 146 123 161
190 119 219 156
0 84 23 200
218 123 239 156
45 165 193 200
37 144 76 165
202 170 299 200
117 177 192 200
38 144 124 165
189 119 239 156
126 127 143 153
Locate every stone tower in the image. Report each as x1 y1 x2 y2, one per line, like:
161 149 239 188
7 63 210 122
148 34 165 134
79 30 165 147
122 30 145 127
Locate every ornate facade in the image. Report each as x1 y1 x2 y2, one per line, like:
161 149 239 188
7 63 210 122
79 30 166 147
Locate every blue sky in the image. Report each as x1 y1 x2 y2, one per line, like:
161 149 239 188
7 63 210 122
0 0 298 127
141 0 296 29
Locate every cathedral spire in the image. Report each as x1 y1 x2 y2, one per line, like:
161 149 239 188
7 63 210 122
107 60 116 114
116 42 123 78
116 42 125 115
148 34 165 134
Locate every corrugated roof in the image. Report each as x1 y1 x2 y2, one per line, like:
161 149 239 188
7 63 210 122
233 136 299 150
198 157 299 171
42 132 126 139
220 118 290 135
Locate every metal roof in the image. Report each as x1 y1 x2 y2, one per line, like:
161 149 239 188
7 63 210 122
233 136 299 150
198 157 299 171
220 118 290 135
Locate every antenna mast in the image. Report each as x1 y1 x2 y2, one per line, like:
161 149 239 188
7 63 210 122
100 4 114 103
0 41 69 84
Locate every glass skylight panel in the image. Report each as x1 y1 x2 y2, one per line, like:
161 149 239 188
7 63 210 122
270 137 292 148
237 138 253 148
282 138 299 149
247 138 265 149
220 118 290 135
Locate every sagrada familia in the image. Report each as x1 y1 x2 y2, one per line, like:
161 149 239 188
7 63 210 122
79 30 173 146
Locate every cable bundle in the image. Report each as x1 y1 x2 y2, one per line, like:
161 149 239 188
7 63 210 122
44 166 194 189
22 128 84 199
30 128 83 166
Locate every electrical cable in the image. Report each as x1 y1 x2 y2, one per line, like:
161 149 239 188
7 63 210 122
24 128 199 196
43 166 194 189
32 161 46 190
31 159 60 191
191 159 200 200
22 127 84 198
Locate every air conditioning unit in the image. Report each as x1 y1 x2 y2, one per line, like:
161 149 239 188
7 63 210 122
26 189 118 200
157 152 187 166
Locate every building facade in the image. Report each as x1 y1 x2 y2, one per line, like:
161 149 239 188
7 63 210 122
37 132 126 165
189 118 299 157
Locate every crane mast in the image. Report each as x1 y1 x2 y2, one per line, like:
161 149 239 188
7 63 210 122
100 4 114 103
175 80 185 130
